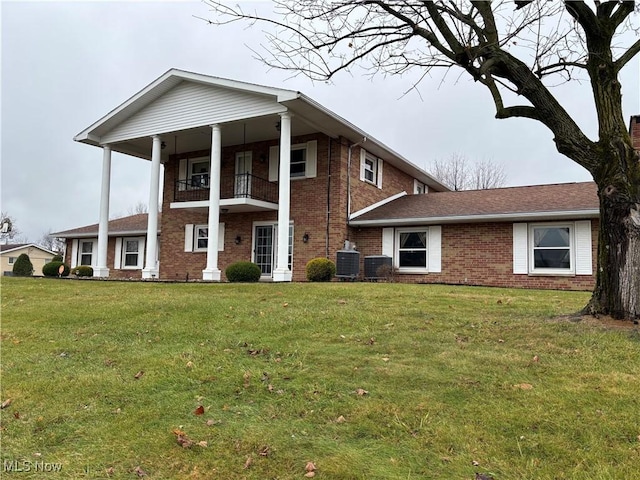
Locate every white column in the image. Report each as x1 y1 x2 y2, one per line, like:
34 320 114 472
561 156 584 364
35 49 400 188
273 111 292 282
142 135 162 279
203 124 222 281
94 145 111 278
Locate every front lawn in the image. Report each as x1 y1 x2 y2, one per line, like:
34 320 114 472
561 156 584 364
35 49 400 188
1 278 638 479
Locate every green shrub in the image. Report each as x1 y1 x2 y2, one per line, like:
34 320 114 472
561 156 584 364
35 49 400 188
12 254 34 276
52 254 63 262
225 261 261 283
73 265 93 277
306 257 336 282
42 261 70 277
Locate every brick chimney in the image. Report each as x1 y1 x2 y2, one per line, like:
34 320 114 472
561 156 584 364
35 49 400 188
630 115 640 150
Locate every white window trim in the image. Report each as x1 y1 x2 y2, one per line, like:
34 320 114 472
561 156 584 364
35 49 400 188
115 236 145 270
360 149 383 189
528 223 575 275
251 220 294 278
184 223 225 253
394 227 429 273
77 238 98 267
513 221 592 276
413 179 427 194
8 257 16 265
268 140 317 181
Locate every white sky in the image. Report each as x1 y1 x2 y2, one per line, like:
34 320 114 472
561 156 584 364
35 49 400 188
1 1 638 242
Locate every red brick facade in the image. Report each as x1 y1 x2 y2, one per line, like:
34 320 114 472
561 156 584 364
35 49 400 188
352 220 599 291
157 133 420 281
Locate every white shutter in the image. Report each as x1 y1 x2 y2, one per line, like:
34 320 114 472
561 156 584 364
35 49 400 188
574 220 593 275
513 223 528 274
306 140 317 178
114 238 122 269
428 226 442 273
71 239 78 268
137 237 146 269
269 146 279 182
184 224 194 252
359 149 366 181
382 227 394 258
218 223 225 252
178 158 187 191
376 158 383 189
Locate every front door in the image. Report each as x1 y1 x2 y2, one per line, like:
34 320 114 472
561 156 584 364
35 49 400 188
253 222 294 279
235 152 252 198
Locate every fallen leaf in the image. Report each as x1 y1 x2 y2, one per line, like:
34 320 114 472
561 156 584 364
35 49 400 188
243 457 253 469
305 461 316 472
366 337 375 345
472 460 480 466
268 384 274 392
13 412 20 419
514 383 533 390
336 415 346 423
1 399 12 409
283 302 289 307
134 370 144 380
197 440 208 448
134 466 147 477
259 445 271 456
498 339 505 343
206 419 219 426
176 434 193 448
243 371 251 388
475 474 494 480
105 466 114 476
304 472 316 478
194 405 205 415
381 357 390 362
356 388 368 396
186 361 194 368
532 355 540 362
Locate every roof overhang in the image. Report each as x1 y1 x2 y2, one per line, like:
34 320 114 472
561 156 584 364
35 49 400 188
349 209 600 227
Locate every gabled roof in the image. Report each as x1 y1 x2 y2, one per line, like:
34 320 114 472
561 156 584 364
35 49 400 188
52 213 159 238
1 243 57 255
74 68 448 191
350 182 599 226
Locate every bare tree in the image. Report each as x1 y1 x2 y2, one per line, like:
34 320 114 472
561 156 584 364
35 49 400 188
430 154 506 190
202 1 640 320
127 201 148 216
38 230 65 253
1 211 21 244
471 158 507 190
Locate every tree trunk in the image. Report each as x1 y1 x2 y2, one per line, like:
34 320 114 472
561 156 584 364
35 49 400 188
585 145 640 321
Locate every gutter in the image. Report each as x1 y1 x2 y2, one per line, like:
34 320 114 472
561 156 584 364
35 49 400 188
349 209 600 227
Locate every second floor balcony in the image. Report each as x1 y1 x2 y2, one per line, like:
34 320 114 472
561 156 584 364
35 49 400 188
172 173 279 212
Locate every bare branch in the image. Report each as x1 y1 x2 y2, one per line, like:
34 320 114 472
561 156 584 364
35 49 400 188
614 38 640 72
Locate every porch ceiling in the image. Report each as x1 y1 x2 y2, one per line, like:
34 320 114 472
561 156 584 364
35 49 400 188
108 114 318 161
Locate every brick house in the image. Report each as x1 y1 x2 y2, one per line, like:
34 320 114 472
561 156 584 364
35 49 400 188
57 69 447 282
54 69 637 289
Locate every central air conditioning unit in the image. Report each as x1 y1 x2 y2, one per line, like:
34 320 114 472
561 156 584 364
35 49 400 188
364 255 393 280
336 248 360 280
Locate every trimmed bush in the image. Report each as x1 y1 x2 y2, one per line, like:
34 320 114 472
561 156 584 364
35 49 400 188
12 254 34 276
306 257 336 282
225 261 261 283
52 254 63 262
42 261 70 277
73 265 94 277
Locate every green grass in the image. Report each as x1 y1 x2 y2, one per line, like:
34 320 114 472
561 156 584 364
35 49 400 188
1 277 639 479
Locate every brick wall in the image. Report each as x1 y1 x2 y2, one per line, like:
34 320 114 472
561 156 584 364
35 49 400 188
352 220 599 291
157 133 423 282
63 237 147 279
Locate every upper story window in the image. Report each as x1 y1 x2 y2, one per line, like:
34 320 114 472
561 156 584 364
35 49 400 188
290 145 307 178
268 140 318 181
414 180 427 194
188 157 210 188
360 150 383 188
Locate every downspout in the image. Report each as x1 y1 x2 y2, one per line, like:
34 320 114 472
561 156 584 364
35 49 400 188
326 136 332 258
347 137 367 238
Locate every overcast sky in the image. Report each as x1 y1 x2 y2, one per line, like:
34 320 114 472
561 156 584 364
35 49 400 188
1 1 638 243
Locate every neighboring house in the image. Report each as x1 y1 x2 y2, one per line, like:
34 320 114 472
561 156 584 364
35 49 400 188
52 214 159 280
59 68 637 290
1 244 57 276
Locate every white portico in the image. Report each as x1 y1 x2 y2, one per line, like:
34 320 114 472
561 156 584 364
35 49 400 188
73 69 322 281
